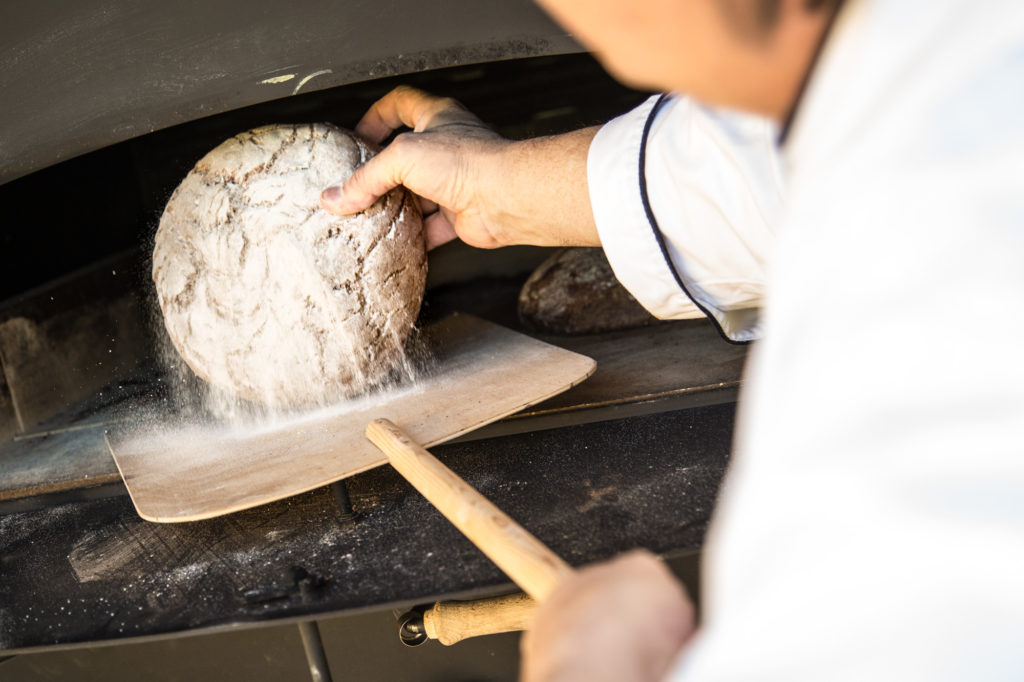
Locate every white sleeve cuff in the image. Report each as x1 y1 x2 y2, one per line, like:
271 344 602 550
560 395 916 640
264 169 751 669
587 95 783 342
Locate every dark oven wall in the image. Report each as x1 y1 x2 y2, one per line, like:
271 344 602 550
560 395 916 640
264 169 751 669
0 52 649 304
0 0 645 303
0 0 581 185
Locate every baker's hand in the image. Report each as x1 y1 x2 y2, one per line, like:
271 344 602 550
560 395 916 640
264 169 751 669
320 86 600 250
521 550 696 682
320 86 505 249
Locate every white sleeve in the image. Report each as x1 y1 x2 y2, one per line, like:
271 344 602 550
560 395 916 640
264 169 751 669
587 94 784 342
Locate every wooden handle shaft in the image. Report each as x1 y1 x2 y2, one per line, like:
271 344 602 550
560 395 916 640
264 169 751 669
424 592 536 645
365 418 573 601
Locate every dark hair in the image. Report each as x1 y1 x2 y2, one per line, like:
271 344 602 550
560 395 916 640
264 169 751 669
760 0 842 24
719 0 841 38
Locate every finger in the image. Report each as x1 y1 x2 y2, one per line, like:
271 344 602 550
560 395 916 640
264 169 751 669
424 212 457 250
355 86 478 143
451 211 504 250
320 147 406 215
354 86 433 142
417 196 439 216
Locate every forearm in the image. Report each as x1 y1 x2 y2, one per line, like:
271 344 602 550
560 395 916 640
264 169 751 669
484 127 600 248
321 88 601 251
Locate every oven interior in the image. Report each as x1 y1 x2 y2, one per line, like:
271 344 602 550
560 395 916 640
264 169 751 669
0 52 744 674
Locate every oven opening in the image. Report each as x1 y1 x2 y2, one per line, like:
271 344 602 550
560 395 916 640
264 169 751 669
0 51 738 663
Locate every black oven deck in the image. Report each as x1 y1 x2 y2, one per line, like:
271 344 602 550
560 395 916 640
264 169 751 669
0 264 744 652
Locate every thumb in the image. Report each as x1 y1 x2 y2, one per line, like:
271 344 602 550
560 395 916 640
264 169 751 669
320 148 404 215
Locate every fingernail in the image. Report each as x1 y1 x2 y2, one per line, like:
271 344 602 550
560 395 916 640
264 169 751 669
320 184 344 208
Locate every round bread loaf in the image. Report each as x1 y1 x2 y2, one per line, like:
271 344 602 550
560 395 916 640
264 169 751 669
518 247 656 335
153 123 426 409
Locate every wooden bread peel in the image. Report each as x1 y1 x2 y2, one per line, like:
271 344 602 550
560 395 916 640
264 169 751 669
366 419 571 645
106 314 593 645
366 418 572 601
106 314 595 522
401 592 537 646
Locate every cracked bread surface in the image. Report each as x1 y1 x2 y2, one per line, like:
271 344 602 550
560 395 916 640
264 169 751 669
153 123 426 409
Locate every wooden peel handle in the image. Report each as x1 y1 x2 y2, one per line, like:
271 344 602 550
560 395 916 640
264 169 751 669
424 592 536 645
365 418 573 602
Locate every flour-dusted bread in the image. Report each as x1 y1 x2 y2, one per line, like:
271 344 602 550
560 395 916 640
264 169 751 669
518 247 657 335
153 123 426 409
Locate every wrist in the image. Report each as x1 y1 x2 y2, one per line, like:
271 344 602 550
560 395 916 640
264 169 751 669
484 130 600 248
472 138 528 247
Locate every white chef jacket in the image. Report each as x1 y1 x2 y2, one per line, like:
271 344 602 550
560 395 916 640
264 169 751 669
587 0 1024 680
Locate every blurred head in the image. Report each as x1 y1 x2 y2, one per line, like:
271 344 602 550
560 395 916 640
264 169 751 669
534 0 840 120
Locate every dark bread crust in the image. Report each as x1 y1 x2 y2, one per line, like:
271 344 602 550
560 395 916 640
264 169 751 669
518 247 657 335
